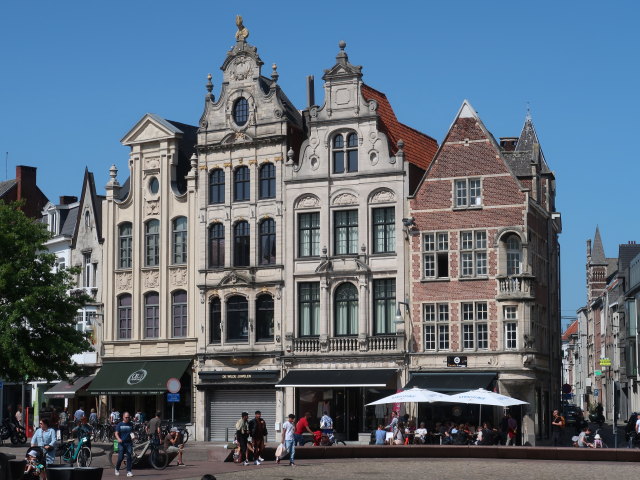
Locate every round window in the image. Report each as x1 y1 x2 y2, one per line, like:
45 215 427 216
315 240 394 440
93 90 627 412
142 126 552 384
149 177 159 194
233 97 249 126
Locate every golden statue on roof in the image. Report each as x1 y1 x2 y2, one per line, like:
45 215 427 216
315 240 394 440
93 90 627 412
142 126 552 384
235 15 249 41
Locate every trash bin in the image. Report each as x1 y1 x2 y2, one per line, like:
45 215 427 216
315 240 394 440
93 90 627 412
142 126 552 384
46 464 74 480
72 467 103 480
7 459 25 480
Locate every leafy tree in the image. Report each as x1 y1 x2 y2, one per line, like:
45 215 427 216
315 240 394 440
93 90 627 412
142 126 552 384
0 201 91 382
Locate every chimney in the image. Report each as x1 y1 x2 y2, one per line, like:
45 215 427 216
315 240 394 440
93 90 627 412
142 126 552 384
59 195 78 205
499 137 518 152
16 165 36 189
306 75 315 108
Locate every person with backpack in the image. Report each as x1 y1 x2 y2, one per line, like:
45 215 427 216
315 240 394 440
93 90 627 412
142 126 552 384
551 409 565 446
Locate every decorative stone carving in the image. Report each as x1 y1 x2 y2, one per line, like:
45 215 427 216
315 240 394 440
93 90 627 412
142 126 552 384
370 189 396 204
231 58 251 81
144 156 160 170
332 193 358 206
116 272 132 291
295 194 320 209
368 100 378 112
170 268 187 287
145 199 159 215
143 270 159 288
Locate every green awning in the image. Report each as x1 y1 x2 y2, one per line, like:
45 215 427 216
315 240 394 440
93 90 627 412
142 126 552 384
87 359 190 395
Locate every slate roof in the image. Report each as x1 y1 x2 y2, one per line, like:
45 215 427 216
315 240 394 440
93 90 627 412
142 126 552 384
512 117 551 174
591 226 607 265
60 205 78 237
116 177 130 202
618 243 640 273
0 179 17 197
361 84 438 170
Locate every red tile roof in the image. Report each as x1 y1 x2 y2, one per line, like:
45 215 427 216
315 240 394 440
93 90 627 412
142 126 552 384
361 84 438 170
562 320 579 341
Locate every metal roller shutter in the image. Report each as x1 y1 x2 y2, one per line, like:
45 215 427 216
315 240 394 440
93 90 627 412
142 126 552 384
208 389 276 441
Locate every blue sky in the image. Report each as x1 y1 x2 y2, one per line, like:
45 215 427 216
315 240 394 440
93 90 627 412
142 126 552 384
1 0 638 327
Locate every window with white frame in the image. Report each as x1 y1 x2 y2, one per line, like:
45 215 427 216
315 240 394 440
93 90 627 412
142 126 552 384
504 306 518 350
423 232 449 279
83 253 93 288
454 178 482 208
460 231 487 277
423 303 449 351
461 302 488 350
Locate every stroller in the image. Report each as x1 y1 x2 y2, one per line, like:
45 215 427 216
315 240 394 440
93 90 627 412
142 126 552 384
312 430 342 446
23 446 46 480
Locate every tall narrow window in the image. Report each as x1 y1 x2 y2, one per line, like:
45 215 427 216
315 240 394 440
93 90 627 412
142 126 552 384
172 290 187 338
299 212 320 257
423 232 449 278
299 282 320 337
233 221 250 267
210 297 221 344
256 295 274 342
423 304 436 351
145 219 160 267
118 294 132 340
373 279 396 335
332 132 358 173
424 303 450 351
259 163 276 199
504 306 518 350
144 292 159 338
477 303 488 350
208 169 225 204
460 230 487 277
334 210 358 255
118 222 132 269
83 253 93 288
506 235 522 275
259 218 276 265
227 295 248 342
233 97 249 126
335 283 358 336
373 207 395 254
208 223 225 268
172 217 187 265
454 178 482 207
234 166 250 202
438 304 450 350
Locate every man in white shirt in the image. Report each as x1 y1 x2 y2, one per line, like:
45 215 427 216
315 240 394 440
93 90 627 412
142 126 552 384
415 422 428 444
277 414 296 467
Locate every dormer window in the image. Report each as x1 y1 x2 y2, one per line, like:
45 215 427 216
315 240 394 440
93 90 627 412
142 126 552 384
233 97 249 126
333 132 358 173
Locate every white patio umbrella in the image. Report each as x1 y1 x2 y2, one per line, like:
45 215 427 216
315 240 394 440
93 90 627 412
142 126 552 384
447 388 528 424
366 387 452 406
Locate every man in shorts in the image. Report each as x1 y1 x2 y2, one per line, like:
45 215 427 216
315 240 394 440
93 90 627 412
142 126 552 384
164 427 185 466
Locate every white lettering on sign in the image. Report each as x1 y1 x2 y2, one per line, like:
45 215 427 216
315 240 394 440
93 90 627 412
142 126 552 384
127 369 148 385
222 374 252 379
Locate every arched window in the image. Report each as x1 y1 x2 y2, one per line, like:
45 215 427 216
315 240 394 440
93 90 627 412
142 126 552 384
118 222 132 269
172 290 188 338
259 163 276 199
256 294 274 342
233 97 249 126
145 219 160 267
234 166 250 202
227 295 248 342
118 294 132 339
172 217 187 265
335 283 358 336
234 221 250 267
144 292 159 338
208 169 225 204
84 210 91 228
506 235 522 275
210 297 221 344
208 223 225 268
333 132 358 173
259 218 276 265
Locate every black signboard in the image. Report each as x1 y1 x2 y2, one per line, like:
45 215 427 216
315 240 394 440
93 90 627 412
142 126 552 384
447 356 467 368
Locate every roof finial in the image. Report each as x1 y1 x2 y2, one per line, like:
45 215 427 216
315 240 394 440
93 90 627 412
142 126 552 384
336 40 348 65
525 101 532 121
235 15 249 42
206 73 214 99
271 63 279 83
108 164 119 186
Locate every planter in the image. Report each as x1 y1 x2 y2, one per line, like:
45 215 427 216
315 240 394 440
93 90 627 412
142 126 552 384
46 464 74 480
8 459 25 480
72 467 103 480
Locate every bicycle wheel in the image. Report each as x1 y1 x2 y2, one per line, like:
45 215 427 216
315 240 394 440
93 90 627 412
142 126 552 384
77 446 92 467
180 428 189 445
150 447 168 470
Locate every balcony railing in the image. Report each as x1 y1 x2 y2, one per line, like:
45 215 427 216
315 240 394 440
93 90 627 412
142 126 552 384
496 274 535 300
292 335 399 354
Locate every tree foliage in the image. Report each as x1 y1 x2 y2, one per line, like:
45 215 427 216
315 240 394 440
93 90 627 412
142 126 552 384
0 201 91 382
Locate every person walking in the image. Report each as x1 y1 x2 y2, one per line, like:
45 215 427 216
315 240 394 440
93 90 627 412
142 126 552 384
146 411 162 443
30 418 57 466
551 409 565 446
248 410 267 465
505 414 518 446
386 411 399 433
114 411 134 477
235 412 251 466
15 404 24 427
74 406 85 423
88 409 98 427
277 414 296 467
110 408 120 426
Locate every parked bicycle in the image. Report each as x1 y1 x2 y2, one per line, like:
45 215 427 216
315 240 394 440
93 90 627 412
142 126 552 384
108 436 168 470
95 422 114 442
58 434 92 466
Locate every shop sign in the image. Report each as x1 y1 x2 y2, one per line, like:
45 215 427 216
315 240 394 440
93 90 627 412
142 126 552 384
447 356 467 368
127 369 148 385
595 370 602 376
199 370 280 384
167 393 180 403
599 358 611 366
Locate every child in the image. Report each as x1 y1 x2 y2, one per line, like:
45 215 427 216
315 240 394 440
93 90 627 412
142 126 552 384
24 450 46 480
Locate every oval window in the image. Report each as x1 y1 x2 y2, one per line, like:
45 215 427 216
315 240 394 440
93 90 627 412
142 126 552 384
149 177 159 194
233 97 249 126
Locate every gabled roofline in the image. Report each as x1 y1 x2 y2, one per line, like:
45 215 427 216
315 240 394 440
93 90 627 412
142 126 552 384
120 113 184 145
71 168 104 248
